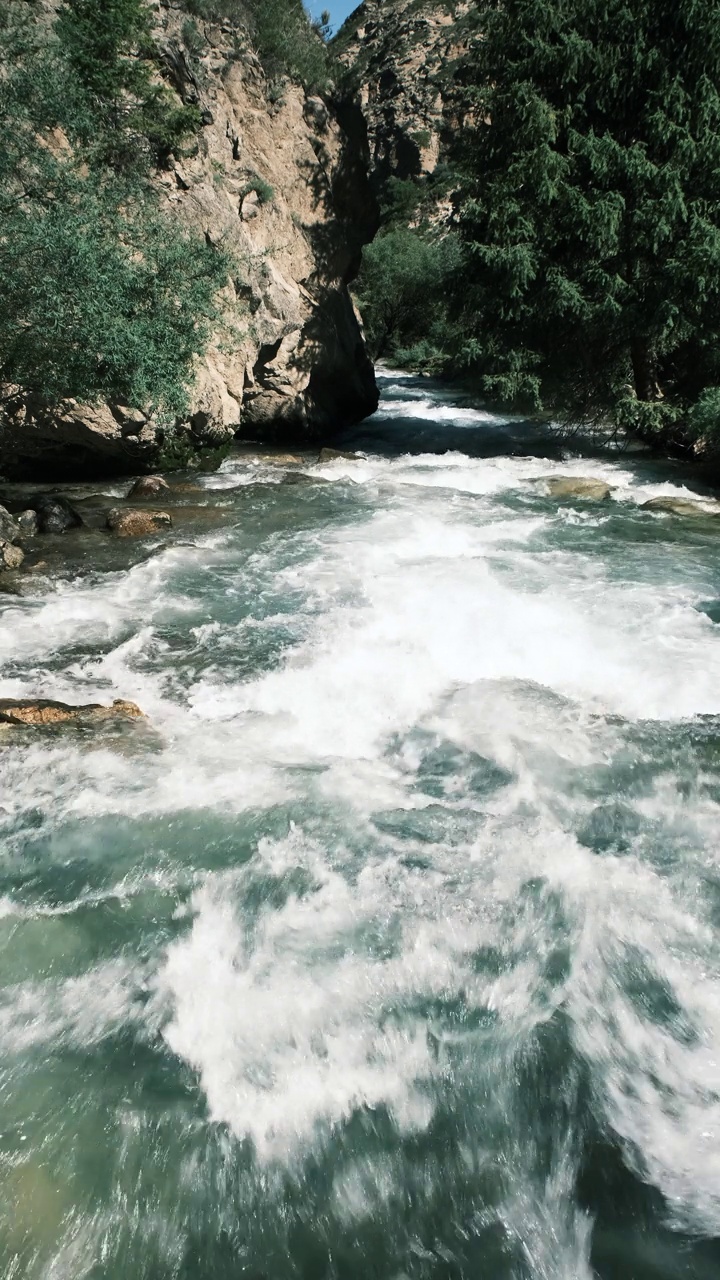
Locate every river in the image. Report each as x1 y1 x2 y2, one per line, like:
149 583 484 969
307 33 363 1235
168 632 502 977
2 368 720 1279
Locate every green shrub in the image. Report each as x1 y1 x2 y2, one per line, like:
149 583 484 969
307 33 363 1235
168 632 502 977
240 177 274 204
0 1 228 419
354 227 464 366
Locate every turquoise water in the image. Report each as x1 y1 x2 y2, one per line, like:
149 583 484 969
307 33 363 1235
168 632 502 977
2 371 720 1278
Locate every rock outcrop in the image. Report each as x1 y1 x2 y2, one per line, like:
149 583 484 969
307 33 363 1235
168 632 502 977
334 0 473 182
0 4 379 478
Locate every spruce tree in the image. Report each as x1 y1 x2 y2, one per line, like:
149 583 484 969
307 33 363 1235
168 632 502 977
457 0 720 443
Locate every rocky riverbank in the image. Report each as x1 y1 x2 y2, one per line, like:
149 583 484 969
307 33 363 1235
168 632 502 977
0 2 379 480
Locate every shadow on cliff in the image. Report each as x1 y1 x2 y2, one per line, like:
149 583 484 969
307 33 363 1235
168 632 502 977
246 91 380 440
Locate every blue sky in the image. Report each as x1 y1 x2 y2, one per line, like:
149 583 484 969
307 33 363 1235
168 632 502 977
307 0 361 34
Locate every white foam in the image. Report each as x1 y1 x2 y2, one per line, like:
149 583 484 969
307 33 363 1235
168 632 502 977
3 371 720 1269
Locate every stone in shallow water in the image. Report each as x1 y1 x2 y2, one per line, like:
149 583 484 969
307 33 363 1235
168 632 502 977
0 698 145 727
0 540 24 571
31 494 83 533
537 475 613 501
127 475 170 499
0 503 20 544
107 507 172 536
16 509 38 536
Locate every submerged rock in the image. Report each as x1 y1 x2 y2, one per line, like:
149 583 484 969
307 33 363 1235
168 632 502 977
243 453 306 466
31 494 83 533
127 475 170 499
0 541 24 571
107 508 173 536
641 495 720 517
538 476 613 501
0 697 145 726
280 471 330 486
318 447 363 462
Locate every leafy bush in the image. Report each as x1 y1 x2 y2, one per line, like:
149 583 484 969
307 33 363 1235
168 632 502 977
0 170 228 416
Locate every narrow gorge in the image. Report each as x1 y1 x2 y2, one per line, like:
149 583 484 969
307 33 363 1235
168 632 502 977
3 5 720 1280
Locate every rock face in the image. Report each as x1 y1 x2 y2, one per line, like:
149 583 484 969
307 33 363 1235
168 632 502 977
107 508 173 537
0 6 378 478
334 0 473 182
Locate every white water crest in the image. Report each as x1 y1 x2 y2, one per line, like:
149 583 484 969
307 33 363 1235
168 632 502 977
2 369 720 1278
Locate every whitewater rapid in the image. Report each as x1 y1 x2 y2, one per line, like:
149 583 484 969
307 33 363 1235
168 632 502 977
2 370 720 1278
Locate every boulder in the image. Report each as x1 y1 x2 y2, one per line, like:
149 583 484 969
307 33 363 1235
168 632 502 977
0 698 145 727
538 476 613 501
107 508 173 536
318 447 363 462
17 509 39 536
0 541 24 571
0 504 20 544
641 495 720 517
31 494 83 533
127 475 170 499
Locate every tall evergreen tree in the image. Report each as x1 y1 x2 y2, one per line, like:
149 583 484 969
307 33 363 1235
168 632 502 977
457 0 720 443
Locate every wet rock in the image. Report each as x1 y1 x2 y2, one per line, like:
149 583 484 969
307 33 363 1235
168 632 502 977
243 453 305 466
0 540 24 571
641 495 720 518
0 698 145 726
318 447 363 462
107 508 173 536
538 476 613 501
127 475 170 499
0 573 25 595
31 494 83 533
17 509 39 536
0 504 20 544
280 471 330 486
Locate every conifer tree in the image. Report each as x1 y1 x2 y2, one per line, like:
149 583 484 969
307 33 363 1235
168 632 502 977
458 0 720 442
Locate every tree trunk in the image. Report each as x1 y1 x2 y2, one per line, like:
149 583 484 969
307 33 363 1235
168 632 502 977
631 336 662 401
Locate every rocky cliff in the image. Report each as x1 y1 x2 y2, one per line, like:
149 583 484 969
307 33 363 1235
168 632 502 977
0 2 378 478
334 0 473 184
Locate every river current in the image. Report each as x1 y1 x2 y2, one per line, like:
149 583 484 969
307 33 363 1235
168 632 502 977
2 370 720 1279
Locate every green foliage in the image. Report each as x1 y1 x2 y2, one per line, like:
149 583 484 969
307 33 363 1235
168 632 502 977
56 0 201 169
240 176 274 204
182 18 207 58
354 227 464 365
0 169 228 416
0 1 228 420
453 0 720 442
